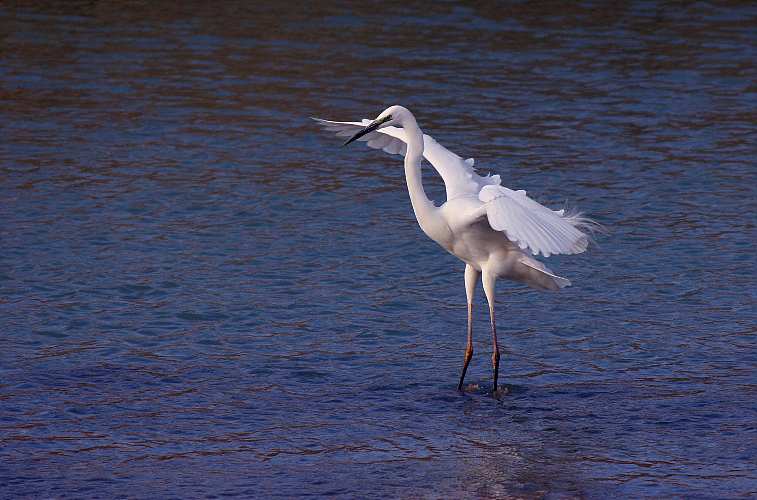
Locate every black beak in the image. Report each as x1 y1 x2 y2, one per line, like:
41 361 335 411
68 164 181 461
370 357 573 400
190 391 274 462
343 116 391 146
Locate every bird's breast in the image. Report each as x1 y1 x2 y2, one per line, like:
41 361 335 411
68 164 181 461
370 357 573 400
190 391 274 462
418 217 454 251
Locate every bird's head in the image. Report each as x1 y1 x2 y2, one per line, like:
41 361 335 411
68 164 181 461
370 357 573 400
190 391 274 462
343 105 412 146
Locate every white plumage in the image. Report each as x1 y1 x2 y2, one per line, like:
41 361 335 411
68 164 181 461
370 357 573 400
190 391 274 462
312 116 591 259
312 118 501 200
313 105 598 393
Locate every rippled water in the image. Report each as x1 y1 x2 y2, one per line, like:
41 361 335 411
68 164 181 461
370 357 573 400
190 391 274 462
2 1 756 497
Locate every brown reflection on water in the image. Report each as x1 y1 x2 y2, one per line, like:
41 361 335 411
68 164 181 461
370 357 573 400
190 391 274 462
1 0 756 498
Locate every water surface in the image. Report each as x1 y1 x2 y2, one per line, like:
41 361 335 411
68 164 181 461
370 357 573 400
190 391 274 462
1 1 756 497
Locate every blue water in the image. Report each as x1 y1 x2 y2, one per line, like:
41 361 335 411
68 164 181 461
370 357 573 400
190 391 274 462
1 2 756 498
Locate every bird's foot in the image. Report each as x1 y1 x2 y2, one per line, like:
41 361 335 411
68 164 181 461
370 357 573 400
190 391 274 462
458 382 480 393
491 385 510 399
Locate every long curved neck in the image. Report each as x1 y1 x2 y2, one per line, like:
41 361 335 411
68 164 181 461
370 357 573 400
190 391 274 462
402 117 435 223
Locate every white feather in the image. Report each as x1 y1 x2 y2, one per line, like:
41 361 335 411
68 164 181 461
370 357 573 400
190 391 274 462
478 185 589 257
312 118 498 199
313 115 595 259
313 105 605 391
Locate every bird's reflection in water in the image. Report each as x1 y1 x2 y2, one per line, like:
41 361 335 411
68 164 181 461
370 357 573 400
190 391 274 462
451 387 607 497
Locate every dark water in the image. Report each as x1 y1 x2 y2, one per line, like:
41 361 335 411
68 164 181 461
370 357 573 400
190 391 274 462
2 1 756 498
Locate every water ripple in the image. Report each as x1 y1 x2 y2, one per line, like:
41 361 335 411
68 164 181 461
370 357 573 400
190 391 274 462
2 1 756 497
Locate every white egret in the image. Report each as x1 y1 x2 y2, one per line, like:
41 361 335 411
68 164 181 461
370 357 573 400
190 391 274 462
313 105 596 393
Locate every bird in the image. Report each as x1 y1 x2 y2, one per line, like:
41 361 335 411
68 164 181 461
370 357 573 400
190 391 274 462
313 105 597 393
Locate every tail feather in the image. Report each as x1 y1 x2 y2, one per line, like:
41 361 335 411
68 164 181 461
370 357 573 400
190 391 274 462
518 256 571 291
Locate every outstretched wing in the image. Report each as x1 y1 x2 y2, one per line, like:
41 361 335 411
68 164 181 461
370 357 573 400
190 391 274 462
477 184 592 258
312 118 407 156
312 118 500 199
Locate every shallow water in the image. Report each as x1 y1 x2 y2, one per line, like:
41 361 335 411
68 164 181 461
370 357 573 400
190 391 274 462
1 1 756 497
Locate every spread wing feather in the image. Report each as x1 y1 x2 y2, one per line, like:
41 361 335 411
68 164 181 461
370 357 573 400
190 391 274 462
314 117 596 258
312 118 500 199
478 185 590 257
